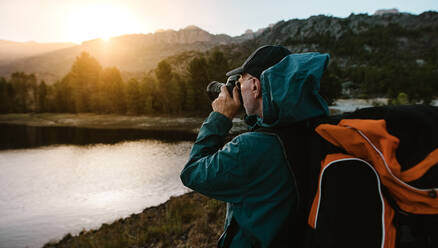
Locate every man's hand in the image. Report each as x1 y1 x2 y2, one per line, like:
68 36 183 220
212 86 241 120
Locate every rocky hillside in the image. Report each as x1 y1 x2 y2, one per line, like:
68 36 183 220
258 11 438 45
252 11 438 65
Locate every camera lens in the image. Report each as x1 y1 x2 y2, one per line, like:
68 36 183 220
206 81 224 101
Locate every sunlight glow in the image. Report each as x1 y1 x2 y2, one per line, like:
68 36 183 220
67 3 141 44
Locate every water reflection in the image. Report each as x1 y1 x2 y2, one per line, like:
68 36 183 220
0 123 197 150
0 140 192 248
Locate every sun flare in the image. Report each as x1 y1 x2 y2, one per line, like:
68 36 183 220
67 3 140 44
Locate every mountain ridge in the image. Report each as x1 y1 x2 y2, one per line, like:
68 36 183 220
1 11 437 84
0 25 240 83
0 40 76 65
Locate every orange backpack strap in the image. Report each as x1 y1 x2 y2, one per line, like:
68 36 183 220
308 153 397 248
399 148 438 182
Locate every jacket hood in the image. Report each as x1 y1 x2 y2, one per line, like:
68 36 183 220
248 52 329 128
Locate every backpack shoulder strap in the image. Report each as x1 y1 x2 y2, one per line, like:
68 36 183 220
254 119 344 209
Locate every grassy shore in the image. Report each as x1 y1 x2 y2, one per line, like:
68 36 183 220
43 192 226 248
0 113 248 134
0 113 205 130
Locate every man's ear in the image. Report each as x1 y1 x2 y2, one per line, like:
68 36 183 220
253 78 262 98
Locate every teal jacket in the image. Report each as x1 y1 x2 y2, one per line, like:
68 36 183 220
180 52 329 247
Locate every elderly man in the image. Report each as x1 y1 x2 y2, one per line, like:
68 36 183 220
180 45 330 247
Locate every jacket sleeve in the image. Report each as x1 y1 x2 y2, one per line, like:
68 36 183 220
180 111 251 203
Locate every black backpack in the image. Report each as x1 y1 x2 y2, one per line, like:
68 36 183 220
257 104 438 248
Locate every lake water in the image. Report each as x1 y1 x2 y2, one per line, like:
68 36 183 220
0 116 248 248
0 140 192 248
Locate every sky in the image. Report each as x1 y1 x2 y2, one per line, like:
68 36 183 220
1 0 437 44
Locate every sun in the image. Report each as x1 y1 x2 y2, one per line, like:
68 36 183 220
67 3 139 44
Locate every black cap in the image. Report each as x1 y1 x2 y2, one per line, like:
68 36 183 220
226 45 291 79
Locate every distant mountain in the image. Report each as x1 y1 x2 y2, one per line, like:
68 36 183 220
253 11 437 48
1 11 437 84
151 25 232 44
0 26 237 83
163 11 438 71
0 40 75 64
242 11 438 70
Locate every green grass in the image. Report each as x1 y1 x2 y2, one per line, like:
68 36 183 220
43 192 226 248
0 113 205 131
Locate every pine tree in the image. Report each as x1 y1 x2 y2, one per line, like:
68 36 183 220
141 75 157 114
9 72 37 112
0 77 11 113
100 67 126 113
69 52 102 112
52 75 75 112
155 61 175 113
187 56 210 112
37 81 48 112
126 78 143 114
207 50 229 83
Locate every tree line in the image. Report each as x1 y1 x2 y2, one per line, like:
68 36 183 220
0 44 437 115
0 51 230 115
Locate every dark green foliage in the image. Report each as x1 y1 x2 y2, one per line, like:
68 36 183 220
320 63 342 105
155 61 173 85
187 56 211 112
141 74 157 114
99 67 126 113
52 75 75 112
126 78 143 114
37 81 48 112
155 61 183 113
5 72 38 112
207 49 229 83
0 77 12 113
338 62 438 103
69 52 102 113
